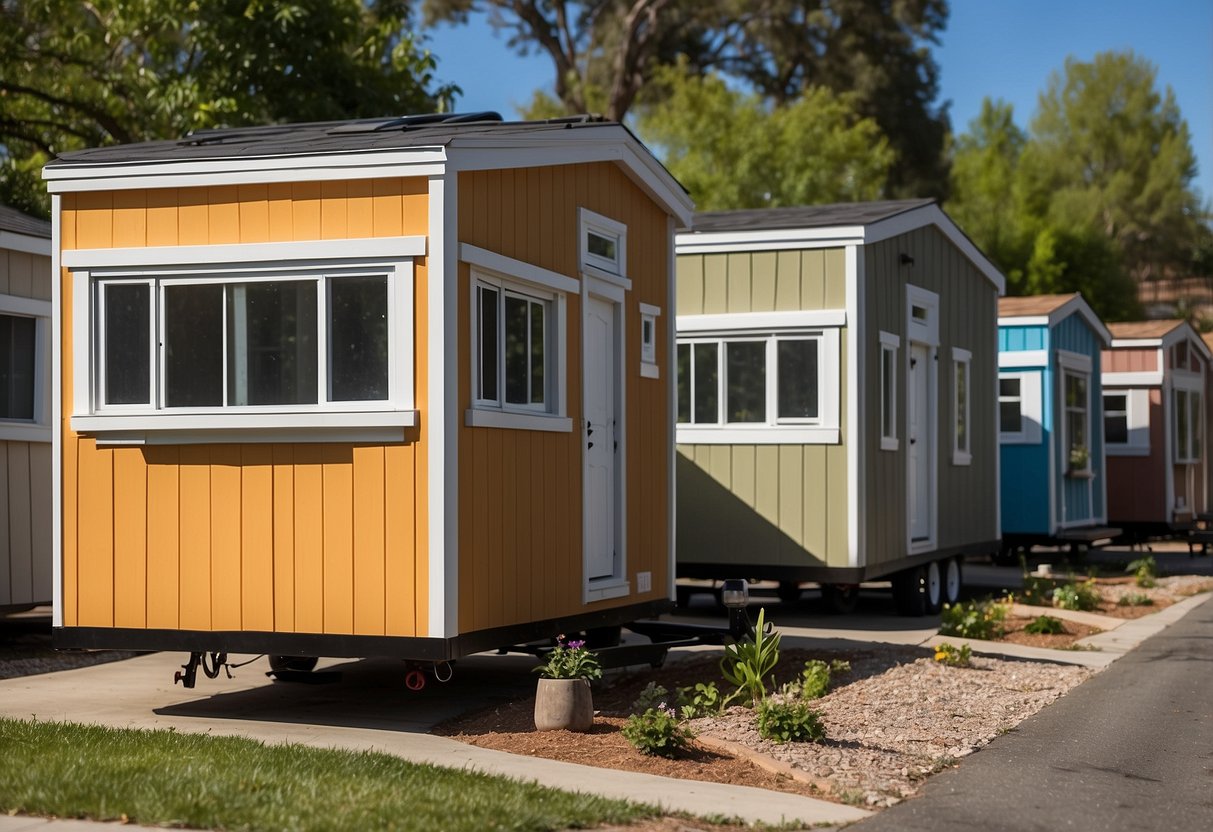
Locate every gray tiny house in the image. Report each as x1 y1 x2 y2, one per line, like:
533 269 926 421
675 200 1004 614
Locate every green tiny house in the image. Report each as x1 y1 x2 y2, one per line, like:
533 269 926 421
675 201 1004 614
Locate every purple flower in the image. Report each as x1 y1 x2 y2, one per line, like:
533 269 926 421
568 639 586 650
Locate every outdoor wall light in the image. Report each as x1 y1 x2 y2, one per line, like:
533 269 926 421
900 252 915 266
721 579 749 608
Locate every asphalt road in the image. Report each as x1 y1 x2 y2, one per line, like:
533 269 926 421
854 594 1213 831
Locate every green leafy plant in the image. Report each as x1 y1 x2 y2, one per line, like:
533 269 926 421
621 706 694 757
756 699 827 743
720 608 781 707
1019 576 1059 607
1024 615 1065 635
1053 580 1100 611
534 636 602 680
631 682 669 713
798 659 851 700
1126 556 1157 588
933 643 972 667
939 599 1009 640
1117 592 1154 607
676 682 723 719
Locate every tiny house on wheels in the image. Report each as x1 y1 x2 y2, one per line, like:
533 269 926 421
1103 319 1209 538
1 204 53 613
996 293 1116 560
44 113 693 680
674 200 1005 616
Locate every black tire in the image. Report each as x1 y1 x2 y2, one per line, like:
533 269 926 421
892 565 928 617
585 625 622 649
924 560 944 614
944 556 964 606
991 543 1019 567
821 583 860 615
269 655 318 674
675 584 692 608
777 580 803 605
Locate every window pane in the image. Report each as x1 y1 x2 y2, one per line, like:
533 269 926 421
1193 393 1202 457
956 362 968 451
103 283 150 405
330 276 386 401
1000 401 1022 434
677 343 691 422
1177 390 1190 459
726 341 765 423
165 283 223 407
478 286 498 402
693 343 718 423
227 281 318 406
1104 394 1128 444
0 314 36 419
777 339 818 419
999 377 1021 398
881 347 894 438
529 299 545 405
504 294 529 405
587 231 617 263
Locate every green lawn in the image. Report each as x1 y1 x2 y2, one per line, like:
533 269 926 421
0 717 656 831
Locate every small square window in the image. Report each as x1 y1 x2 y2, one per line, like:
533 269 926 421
579 208 627 277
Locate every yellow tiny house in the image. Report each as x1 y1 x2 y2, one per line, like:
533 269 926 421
45 115 692 666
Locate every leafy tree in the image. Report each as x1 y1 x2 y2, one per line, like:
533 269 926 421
635 67 894 211
422 0 951 198
0 0 457 216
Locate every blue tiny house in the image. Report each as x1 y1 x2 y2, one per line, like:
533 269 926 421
997 294 1114 558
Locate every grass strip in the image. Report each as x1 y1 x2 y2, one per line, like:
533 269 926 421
0 717 656 831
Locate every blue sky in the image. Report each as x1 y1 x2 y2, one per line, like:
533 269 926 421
423 1 1212 204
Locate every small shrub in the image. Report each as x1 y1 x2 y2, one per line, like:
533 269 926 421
621 706 694 757
756 699 827 743
1024 615 1065 635
939 598 1009 640
798 659 851 700
720 608 781 706
934 643 972 667
631 682 669 714
1053 580 1100 611
676 681 723 718
1126 556 1157 588
534 636 602 680
1019 576 1058 607
1117 592 1154 607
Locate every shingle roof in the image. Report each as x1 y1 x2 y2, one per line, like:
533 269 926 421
1108 320 1186 340
45 113 620 167
688 199 936 233
998 293 1080 317
0 204 51 239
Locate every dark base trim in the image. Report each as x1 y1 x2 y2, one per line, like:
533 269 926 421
677 540 1000 585
52 599 674 662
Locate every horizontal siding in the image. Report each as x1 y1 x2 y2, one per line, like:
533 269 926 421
59 181 429 636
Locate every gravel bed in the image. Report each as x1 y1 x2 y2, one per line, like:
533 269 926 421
0 619 142 680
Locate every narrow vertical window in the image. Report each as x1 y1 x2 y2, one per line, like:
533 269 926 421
692 342 719 424
776 339 819 420
999 377 1023 435
164 283 224 408
726 341 765 423
329 276 388 401
953 348 972 464
102 283 151 406
0 314 36 419
879 333 898 450
477 284 499 403
1104 393 1128 445
1065 372 1090 472
676 343 691 423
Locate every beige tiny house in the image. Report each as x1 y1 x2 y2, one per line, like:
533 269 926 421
675 201 1004 615
1 205 52 613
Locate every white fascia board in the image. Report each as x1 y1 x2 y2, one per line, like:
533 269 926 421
0 295 52 317
461 243 580 294
1103 370 1163 387
0 230 52 257
998 315 1050 326
864 204 1006 294
999 350 1049 369
44 148 448 193
50 194 63 628
63 235 426 270
676 226 866 255
677 309 845 333
1110 337 1164 348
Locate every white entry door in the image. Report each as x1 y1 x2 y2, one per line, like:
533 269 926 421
583 295 619 580
908 342 932 541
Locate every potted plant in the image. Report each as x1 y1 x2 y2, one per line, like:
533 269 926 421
1068 445 1090 475
533 636 602 731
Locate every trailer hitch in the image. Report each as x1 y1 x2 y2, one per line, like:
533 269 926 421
174 652 202 688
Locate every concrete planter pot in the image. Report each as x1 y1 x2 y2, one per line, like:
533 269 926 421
533 677 594 731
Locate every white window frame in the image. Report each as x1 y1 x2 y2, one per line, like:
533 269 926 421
67 237 421 443
1173 374 1203 464
579 208 628 282
0 294 52 443
639 302 660 379
879 331 899 451
675 327 840 444
1061 366 1092 476
464 254 571 433
998 370 1042 444
1103 388 1150 456
952 347 972 465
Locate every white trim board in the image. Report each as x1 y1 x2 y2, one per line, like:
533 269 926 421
677 309 845 333
461 243 579 294
999 350 1048 369
64 235 426 269
0 229 52 257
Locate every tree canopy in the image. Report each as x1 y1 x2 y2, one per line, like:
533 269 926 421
946 51 1207 322
0 0 457 216
421 0 951 199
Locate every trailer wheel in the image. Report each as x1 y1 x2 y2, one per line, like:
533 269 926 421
944 557 964 606
269 655 318 674
777 581 803 605
992 543 1022 567
924 561 944 614
585 625 622 649
821 583 859 614
892 566 928 616
675 584 692 608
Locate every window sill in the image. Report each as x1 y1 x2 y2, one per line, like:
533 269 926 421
676 426 839 445
880 436 899 452
71 410 417 445
952 451 972 466
1106 445 1149 457
0 422 51 443
1066 469 1095 480
640 362 660 379
465 409 573 433
585 578 630 603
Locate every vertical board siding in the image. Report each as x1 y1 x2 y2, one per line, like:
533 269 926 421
59 181 428 635
1 249 53 609
456 163 672 632
1103 348 1158 373
675 248 850 570
865 227 999 565
1107 388 1167 522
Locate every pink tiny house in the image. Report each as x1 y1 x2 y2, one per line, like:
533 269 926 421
1103 320 1209 536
